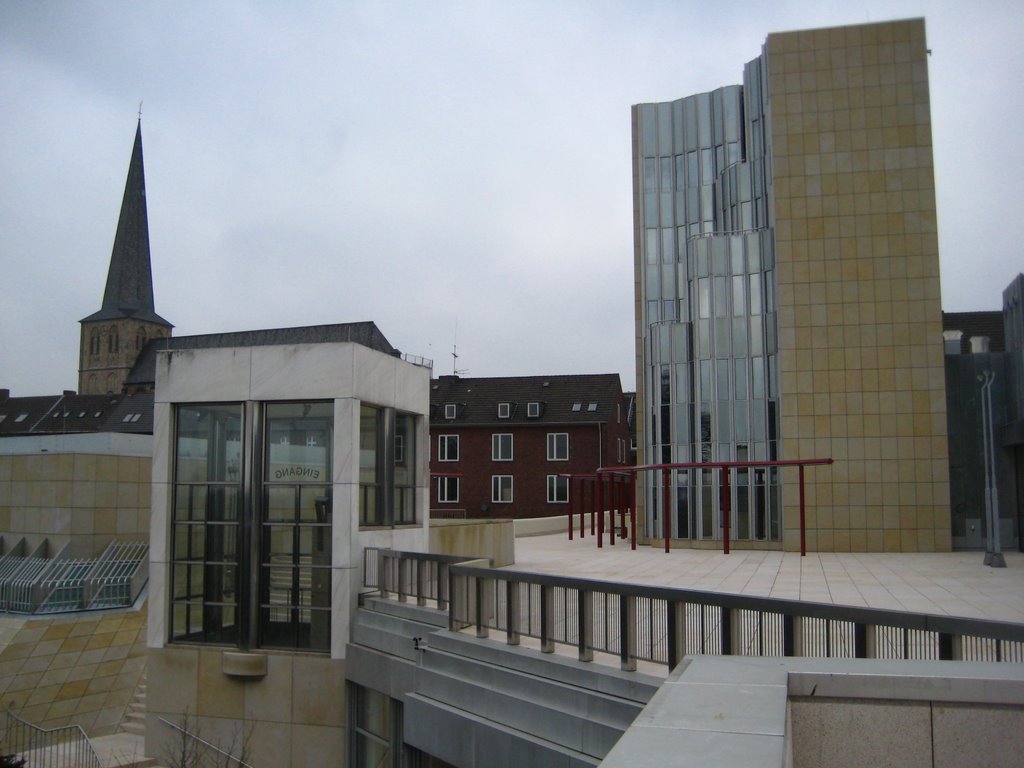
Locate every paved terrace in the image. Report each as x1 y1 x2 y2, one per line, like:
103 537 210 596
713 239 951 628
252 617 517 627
506 533 1024 625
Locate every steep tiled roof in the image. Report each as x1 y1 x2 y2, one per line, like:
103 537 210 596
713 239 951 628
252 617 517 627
0 393 129 436
124 321 400 388
80 121 171 327
430 374 625 426
943 311 1005 353
98 392 154 434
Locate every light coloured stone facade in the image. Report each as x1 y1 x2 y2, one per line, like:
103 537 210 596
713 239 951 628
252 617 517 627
767 19 950 552
0 605 147 736
632 18 950 552
0 434 152 557
146 341 431 767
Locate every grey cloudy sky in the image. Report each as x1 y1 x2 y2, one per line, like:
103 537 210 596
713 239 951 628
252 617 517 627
2 1 1022 396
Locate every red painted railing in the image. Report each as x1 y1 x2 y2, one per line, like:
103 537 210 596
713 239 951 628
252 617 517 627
565 458 832 556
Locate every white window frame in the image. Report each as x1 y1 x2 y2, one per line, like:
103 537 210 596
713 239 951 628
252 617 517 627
547 432 569 461
444 403 457 419
527 402 540 418
547 475 568 504
438 434 459 462
492 433 513 461
491 475 513 503
438 476 459 503
497 402 511 419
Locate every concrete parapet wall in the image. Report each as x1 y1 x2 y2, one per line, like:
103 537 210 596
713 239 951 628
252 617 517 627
513 514 569 537
601 656 1024 768
429 518 514 566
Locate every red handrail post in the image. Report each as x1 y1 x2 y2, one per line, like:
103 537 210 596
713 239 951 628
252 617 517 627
662 467 671 553
589 480 595 537
721 466 731 555
596 478 604 548
578 478 586 539
619 476 628 539
600 475 613 546
567 476 574 540
799 464 807 557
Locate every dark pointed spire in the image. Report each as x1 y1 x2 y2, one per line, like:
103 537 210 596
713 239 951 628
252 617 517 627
81 120 171 326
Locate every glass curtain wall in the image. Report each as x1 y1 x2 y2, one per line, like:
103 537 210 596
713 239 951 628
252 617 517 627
360 405 419 527
261 401 333 650
171 403 243 643
172 401 334 652
636 56 781 542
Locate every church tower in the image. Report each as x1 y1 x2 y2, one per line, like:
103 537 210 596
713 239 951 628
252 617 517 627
79 121 172 395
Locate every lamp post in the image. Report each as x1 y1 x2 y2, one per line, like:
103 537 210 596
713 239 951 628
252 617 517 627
980 370 1006 567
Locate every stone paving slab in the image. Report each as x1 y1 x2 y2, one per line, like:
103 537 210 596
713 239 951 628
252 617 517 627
507 534 1024 624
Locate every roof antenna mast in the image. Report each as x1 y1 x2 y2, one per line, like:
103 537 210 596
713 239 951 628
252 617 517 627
452 318 467 376
138 100 143 120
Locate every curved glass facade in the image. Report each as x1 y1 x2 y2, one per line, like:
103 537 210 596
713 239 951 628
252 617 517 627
634 59 781 541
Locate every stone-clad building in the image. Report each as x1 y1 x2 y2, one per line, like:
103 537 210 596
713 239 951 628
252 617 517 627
633 18 951 552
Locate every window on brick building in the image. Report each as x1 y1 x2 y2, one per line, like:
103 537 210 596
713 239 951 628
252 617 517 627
491 475 513 503
492 433 513 461
547 432 569 461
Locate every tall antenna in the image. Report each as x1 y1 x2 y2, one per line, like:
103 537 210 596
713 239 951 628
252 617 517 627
138 100 143 120
452 317 467 376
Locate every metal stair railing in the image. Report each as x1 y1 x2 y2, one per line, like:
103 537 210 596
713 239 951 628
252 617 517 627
158 716 253 768
0 709 101 768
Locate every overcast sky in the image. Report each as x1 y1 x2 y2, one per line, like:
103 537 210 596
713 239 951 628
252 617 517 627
2 1 1022 396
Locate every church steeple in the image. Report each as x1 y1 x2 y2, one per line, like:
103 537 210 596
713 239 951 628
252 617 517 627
78 121 172 395
81 120 170 326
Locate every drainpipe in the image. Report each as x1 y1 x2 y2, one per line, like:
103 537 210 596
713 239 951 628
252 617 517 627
980 370 1005 567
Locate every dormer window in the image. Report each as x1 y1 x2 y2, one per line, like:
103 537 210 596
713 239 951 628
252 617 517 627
527 402 541 418
497 402 511 419
444 403 457 419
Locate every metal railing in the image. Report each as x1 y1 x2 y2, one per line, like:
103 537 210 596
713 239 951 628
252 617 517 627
365 549 1024 671
363 548 486 610
158 717 253 768
85 540 150 610
0 539 148 614
0 709 101 768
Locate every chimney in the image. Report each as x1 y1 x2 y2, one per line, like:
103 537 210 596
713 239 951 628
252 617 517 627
969 336 991 354
63 389 77 397
0 388 9 404
942 330 963 356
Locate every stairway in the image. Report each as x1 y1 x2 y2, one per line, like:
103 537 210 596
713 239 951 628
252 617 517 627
121 672 148 737
88 673 160 767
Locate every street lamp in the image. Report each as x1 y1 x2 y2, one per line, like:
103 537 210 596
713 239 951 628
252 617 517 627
979 370 1005 567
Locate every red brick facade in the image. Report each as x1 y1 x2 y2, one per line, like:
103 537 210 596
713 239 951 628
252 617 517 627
429 375 632 519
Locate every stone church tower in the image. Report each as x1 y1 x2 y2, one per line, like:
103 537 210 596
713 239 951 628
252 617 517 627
79 121 172 395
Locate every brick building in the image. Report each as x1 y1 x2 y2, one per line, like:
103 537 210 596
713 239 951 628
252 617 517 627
429 374 632 519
